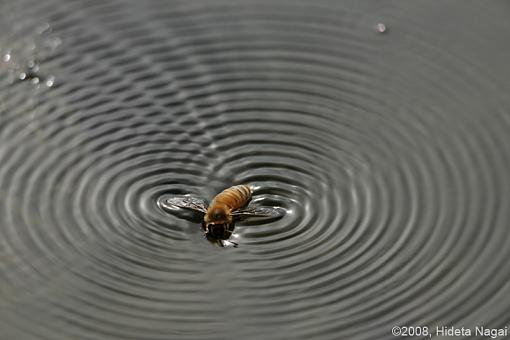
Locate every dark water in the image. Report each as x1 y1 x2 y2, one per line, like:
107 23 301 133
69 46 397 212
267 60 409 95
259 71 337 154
1 1 510 339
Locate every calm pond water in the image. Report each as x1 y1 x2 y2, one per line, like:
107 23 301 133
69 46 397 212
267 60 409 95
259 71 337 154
1 1 510 339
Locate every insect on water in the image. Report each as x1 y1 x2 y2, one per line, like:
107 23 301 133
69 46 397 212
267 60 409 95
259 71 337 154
159 185 284 247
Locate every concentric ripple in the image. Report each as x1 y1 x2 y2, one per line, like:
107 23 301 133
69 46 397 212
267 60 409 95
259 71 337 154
1 1 510 340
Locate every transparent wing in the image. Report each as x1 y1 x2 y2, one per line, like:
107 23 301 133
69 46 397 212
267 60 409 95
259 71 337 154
159 196 208 214
231 206 285 218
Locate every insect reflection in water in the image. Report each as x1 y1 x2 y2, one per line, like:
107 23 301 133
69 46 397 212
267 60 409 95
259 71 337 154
159 185 285 247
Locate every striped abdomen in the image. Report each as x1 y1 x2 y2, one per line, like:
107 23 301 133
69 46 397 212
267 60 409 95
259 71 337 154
210 185 252 211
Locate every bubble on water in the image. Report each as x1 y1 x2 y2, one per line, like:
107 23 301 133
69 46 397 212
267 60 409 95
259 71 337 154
19 72 27 81
45 76 55 87
377 23 387 33
27 60 40 72
31 77 40 85
3 52 11 63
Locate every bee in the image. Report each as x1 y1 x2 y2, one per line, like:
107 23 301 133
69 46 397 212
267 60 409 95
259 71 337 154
159 185 284 247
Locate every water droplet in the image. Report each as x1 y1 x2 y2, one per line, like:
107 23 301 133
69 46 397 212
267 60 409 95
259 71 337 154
377 23 387 33
19 72 27 80
31 77 40 85
27 60 40 72
3 52 11 63
46 76 55 87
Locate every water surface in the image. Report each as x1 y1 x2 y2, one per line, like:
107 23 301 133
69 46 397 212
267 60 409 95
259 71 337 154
1 1 510 339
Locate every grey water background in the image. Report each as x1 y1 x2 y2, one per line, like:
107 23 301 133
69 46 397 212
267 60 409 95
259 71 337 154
1 1 510 339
